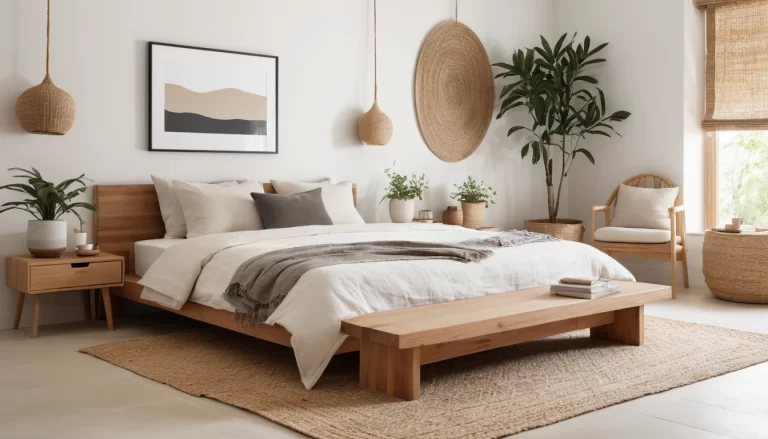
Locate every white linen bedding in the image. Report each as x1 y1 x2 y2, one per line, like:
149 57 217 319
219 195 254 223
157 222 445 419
139 223 635 389
134 239 184 276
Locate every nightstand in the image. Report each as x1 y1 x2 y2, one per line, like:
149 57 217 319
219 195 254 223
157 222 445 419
6 252 125 338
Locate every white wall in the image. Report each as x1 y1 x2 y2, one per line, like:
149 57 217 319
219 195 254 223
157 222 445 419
0 0 553 330
554 0 708 287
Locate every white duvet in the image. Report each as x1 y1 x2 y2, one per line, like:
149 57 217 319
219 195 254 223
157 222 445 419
139 223 635 389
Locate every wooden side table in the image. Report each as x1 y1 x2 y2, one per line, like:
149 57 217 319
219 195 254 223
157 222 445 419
6 252 125 338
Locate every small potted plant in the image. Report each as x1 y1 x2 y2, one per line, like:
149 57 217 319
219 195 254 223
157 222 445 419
74 219 87 248
380 163 429 223
0 167 97 258
450 176 496 229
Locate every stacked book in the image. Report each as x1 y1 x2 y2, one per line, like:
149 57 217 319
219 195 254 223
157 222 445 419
550 277 620 299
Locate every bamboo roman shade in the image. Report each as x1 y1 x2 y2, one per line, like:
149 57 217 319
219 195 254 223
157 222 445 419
701 0 768 130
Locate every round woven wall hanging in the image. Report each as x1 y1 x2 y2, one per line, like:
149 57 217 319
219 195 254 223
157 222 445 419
415 20 494 162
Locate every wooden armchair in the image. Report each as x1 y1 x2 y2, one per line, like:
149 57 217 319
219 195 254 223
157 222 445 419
591 174 688 298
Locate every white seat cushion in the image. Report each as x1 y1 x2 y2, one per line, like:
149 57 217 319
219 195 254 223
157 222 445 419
594 227 672 244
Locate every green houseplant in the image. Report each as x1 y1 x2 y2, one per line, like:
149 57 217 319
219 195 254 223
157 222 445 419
450 177 496 229
0 167 97 257
493 33 630 241
381 163 429 223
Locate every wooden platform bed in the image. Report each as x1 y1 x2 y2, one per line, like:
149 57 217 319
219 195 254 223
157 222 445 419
94 184 672 401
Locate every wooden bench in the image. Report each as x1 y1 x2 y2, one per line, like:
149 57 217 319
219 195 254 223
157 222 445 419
341 281 671 400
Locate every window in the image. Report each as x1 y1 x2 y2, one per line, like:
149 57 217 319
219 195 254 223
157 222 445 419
698 0 768 228
716 131 768 227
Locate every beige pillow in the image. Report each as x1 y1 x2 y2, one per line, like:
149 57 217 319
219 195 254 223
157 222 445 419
174 180 265 238
610 184 680 230
151 176 236 238
270 180 364 225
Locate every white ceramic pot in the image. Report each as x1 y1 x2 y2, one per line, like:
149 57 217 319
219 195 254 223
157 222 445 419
74 230 87 247
27 220 67 258
389 199 415 223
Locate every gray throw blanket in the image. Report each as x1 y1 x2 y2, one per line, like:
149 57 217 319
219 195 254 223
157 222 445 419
223 241 493 325
482 229 558 247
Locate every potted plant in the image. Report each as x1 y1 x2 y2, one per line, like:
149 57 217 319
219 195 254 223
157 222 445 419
450 176 496 229
0 167 97 258
492 33 630 241
74 219 87 248
380 163 429 223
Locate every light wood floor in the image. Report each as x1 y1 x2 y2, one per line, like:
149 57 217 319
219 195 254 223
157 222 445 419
1 287 767 439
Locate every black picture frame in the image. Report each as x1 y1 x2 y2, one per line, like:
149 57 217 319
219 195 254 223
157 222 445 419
148 41 279 154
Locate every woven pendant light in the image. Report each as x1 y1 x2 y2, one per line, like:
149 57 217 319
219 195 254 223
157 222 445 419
16 0 76 135
358 0 392 146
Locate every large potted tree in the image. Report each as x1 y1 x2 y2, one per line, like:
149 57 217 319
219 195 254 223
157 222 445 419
0 167 97 258
493 33 630 241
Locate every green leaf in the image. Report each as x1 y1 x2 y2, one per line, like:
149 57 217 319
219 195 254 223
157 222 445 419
608 110 631 121
531 141 541 164
574 75 599 84
553 33 568 56
521 142 530 158
507 126 527 136
585 130 611 137
598 88 606 115
576 149 595 164
492 62 515 70
587 42 609 57
540 35 554 60
581 58 607 67
584 36 591 55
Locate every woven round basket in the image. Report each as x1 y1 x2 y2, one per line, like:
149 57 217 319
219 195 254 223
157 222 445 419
703 229 768 304
461 201 485 229
524 219 585 242
415 21 494 163
442 206 463 226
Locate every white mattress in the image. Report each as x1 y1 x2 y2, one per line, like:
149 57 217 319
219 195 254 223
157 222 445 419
134 239 184 276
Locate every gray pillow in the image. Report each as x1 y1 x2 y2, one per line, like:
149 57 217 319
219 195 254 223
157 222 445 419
251 188 333 229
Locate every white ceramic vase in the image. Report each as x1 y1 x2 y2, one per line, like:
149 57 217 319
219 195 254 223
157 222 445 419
27 220 67 258
74 230 87 247
389 199 415 223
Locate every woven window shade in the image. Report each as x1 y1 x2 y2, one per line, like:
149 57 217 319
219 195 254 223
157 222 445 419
703 0 768 131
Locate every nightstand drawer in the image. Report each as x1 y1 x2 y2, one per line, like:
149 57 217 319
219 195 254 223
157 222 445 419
30 260 123 292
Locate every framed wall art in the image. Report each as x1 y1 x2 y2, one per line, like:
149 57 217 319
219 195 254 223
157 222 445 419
148 42 278 154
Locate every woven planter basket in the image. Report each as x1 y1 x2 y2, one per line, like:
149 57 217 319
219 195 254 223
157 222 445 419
703 229 768 304
461 201 485 229
524 219 585 242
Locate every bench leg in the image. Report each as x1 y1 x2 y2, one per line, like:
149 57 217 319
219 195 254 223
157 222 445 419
591 305 644 346
387 346 420 401
359 340 421 400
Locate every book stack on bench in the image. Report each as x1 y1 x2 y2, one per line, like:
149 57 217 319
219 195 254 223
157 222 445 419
550 277 620 299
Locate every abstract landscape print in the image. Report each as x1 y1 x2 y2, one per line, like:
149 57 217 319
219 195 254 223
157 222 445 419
149 43 278 153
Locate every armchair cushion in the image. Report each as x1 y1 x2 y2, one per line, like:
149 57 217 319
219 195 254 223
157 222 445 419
610 184 680 230
594 226 672 244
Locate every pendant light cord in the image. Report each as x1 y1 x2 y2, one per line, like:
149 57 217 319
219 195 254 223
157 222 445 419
373 0 378 101
456 0 458 24
45 0 51 76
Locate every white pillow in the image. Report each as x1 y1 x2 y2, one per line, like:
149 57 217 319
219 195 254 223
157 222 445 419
151 176 237 238
270 180 364 225
174 180 265 238
610 184 680 230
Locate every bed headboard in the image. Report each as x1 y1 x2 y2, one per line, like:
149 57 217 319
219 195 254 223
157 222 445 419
94 182 357 274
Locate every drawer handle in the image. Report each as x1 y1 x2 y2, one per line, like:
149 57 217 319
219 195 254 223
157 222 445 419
71 262 90 268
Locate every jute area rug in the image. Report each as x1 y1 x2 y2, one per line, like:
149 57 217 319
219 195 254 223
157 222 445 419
81 317 768 439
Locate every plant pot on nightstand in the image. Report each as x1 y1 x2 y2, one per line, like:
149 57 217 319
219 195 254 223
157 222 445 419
27 220 67 258
461 201 485 229
389 199 415 223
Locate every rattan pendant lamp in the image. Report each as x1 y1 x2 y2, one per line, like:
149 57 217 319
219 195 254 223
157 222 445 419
16 0 76 135
358 0 393 145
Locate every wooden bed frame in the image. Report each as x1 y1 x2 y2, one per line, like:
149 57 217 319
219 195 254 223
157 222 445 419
94 183 671 401
93 183 360 354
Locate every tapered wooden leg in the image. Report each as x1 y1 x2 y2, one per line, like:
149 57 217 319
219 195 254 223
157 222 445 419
13 292 25 330
387 346 420 401
32 295 40 338
101 288 114 330
591 306 644 346
681 250 690 289
670 254 677 300
82 290 92 321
